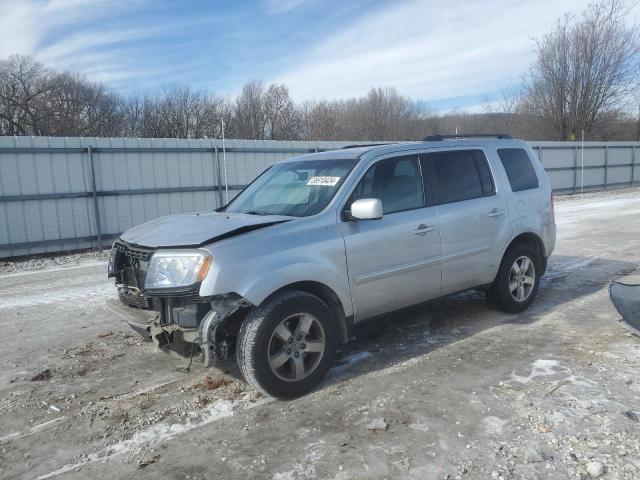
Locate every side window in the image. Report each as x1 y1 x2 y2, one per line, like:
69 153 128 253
422 150 495 205
351 155 424 214
497 148 540 192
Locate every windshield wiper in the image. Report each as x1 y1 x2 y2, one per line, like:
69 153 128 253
244 210 267 216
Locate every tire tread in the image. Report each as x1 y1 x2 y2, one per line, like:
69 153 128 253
236 290 335 398
489 243 541 313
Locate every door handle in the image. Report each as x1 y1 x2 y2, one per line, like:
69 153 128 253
413 224 435 236
487 208 505 218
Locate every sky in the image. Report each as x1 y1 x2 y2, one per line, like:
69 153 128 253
1 0 638 112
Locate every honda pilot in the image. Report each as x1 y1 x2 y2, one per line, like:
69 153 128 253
107 134 556 398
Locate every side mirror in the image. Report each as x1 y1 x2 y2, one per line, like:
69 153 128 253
350 198 383 220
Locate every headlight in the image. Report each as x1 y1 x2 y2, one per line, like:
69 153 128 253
145 250 212 290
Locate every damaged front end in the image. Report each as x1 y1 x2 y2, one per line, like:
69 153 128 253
610 281 640 336
107 240 251 366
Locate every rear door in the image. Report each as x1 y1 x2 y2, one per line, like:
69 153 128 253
341 154 441 320
421 149 512 294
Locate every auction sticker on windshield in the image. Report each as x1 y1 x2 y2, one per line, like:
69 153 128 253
307 176 341 186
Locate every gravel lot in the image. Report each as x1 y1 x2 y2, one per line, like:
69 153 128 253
1 188 640 480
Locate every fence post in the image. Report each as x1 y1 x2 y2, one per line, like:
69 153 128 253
573 145 578 193
87 145 103 251
632 146 636 186
603 145 609 191
214 145 224 206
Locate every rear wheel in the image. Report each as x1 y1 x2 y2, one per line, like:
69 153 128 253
488 244 541 313
236 290 337 399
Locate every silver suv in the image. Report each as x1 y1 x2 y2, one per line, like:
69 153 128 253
107 134 556 398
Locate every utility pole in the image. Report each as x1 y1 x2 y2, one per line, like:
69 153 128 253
222 117 229 204
581 129 584 194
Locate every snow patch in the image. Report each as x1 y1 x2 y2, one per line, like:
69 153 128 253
35 399 236 480
0 260 106 278
511 359 561 383
510 358 597 390
408 422 431 433
0 283 112 309
543 257 596 282
483 416 506 435
108 399 234 455
329 351 372 377
0 417 68 443
272 442 325 480
555 196 640 222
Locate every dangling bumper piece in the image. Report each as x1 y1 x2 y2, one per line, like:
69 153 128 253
609 281 640 336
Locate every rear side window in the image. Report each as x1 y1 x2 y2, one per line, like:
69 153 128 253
498 148 539 192
421 150 495 205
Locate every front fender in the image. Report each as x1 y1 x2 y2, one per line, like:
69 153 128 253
237 261 354 317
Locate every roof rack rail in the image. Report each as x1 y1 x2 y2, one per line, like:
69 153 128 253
341 143 392 149
422 133 512 141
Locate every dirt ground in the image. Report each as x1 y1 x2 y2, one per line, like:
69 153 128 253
1 188 640 480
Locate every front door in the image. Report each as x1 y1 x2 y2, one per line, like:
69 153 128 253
341 154 442 320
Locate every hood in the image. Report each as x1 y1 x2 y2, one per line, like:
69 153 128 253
119 212 291 248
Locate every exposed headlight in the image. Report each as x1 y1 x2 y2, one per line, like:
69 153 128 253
145 250 212 290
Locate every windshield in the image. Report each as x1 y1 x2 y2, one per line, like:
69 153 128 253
224 158 357 217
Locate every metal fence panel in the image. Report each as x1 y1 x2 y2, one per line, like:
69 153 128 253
1 137 638 258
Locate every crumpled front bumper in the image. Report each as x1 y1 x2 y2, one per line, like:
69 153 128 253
105 294 250 367
105 297 156 339
105 297 198 358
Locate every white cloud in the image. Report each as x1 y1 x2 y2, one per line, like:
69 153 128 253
0 0 172 85
37 26 165 64
274 0 640 102
0 0 120 58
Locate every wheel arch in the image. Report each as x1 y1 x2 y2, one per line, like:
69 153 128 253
261 281 350 344
501 231 547 274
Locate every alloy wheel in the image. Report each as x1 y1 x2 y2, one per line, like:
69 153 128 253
267 313 326 382
509 255 536 302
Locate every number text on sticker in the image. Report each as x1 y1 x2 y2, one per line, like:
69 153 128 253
307 176 341 186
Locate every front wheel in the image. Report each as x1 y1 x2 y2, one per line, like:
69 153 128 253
488 244 541 313
236 290 337 399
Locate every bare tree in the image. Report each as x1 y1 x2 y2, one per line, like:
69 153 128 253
229 81 301 140
43 71 124 137
523 0 640 140
156 85 222 138
298 87 432 141
263 83 299 140
301 99 345 140
0 55 125 137
0 55 54 135
121 92 145 137
120 86 225 139
232 80 267 139
482 87 523 116
355 87 418 140
632 82 640 141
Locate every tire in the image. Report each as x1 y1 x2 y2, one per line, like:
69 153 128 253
236 290 337 399
487 243 541 313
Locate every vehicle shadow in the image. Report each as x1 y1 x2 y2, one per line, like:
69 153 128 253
213 255 637 393
318 254 637 390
